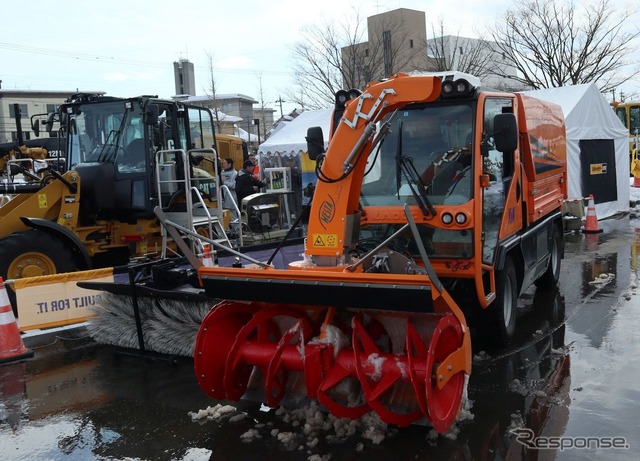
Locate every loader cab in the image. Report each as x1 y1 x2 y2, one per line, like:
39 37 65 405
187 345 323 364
65 96 219 221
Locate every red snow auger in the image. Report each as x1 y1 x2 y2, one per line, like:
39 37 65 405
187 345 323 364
194 205 472 432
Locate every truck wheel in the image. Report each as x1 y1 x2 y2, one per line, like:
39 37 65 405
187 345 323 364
0 230 78 314
534 225 562 288
490 256 517 346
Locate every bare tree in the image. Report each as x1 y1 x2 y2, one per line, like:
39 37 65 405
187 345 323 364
255 72 269 142
425 19 496 81
487 0 640 92
289 11 424 109
288 20 358 109
204 51 222 131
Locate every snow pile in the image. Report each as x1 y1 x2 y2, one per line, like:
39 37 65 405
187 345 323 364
588 272 615 287
473 350 491 362
188 404 243 423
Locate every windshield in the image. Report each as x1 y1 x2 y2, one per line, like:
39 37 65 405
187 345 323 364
361 104 474 207
67 100 146 173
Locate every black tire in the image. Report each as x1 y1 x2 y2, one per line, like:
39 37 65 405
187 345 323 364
534 225 562 288
0 230 78 315
490 256 518 347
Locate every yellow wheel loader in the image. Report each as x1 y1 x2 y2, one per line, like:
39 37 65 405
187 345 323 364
0 94 244 307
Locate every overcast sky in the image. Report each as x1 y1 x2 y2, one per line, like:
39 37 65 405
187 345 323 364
1 0 635 114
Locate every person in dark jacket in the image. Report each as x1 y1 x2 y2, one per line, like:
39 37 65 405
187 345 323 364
235 160 266 205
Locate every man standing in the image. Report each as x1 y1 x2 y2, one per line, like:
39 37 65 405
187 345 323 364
248 153 260 181
236 160 266 205
220 158 237 208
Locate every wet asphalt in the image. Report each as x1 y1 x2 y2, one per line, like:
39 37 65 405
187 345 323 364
1 216 640 461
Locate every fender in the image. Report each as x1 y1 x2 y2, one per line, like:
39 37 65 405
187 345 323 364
19 217 92 270
494 211 563 298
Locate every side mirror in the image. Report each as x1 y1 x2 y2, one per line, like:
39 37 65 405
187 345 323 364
144 104 160 125
306 126 325 161
493 113 518 152
45 112 55 133
33 119 40 137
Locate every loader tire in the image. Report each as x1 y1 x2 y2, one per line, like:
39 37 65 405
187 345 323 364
534 225 562 288
490 256 517 347
0 230 78 315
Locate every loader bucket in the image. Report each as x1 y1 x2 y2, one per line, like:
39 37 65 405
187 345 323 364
194 266 472 433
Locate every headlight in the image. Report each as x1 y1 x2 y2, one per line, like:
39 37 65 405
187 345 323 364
442 212 454 225
335 90 349 108
440 76 476 99
455 79 470 94
455 212 468 224
442 81 455 96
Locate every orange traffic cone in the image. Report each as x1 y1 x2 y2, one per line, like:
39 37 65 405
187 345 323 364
582 194 603 234
0 277 34 364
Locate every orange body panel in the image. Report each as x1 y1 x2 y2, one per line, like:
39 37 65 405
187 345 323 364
516 93 567 225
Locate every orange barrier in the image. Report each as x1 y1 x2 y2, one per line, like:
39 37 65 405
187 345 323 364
0 277 34 364
583 194 602 234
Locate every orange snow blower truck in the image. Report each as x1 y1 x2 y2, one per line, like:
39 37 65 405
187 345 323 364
193 72 567 433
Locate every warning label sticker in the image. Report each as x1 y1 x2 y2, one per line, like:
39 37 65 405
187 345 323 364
590 163 607 175
38 193 48 208
312 234 338 248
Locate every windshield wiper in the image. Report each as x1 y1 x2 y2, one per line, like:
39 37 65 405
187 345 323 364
395 121 436 217
96 111 129 163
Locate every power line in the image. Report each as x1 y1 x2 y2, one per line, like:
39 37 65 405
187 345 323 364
0 41 294 77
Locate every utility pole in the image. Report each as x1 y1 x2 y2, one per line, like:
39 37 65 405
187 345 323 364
275 96 286 118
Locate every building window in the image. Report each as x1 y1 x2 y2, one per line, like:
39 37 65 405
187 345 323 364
11 131 31 141
365 48 369 57
410 39 414 48
46 104 58 113
9 104 28 118
459 46 464 55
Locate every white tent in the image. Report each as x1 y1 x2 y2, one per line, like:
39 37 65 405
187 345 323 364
523 84 629 219
258 108 332 187
257 109 332 217
259 109 332 158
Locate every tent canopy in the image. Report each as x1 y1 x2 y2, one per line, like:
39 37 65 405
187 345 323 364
524 84 629 218
258 109 332 157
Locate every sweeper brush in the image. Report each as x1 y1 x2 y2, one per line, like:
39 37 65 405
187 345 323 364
87 293 213 356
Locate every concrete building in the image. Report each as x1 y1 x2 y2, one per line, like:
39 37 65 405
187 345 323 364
177 93 264 149
342 8 522 90
342 8 431 89
0 90 78 143
173 59 196 96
